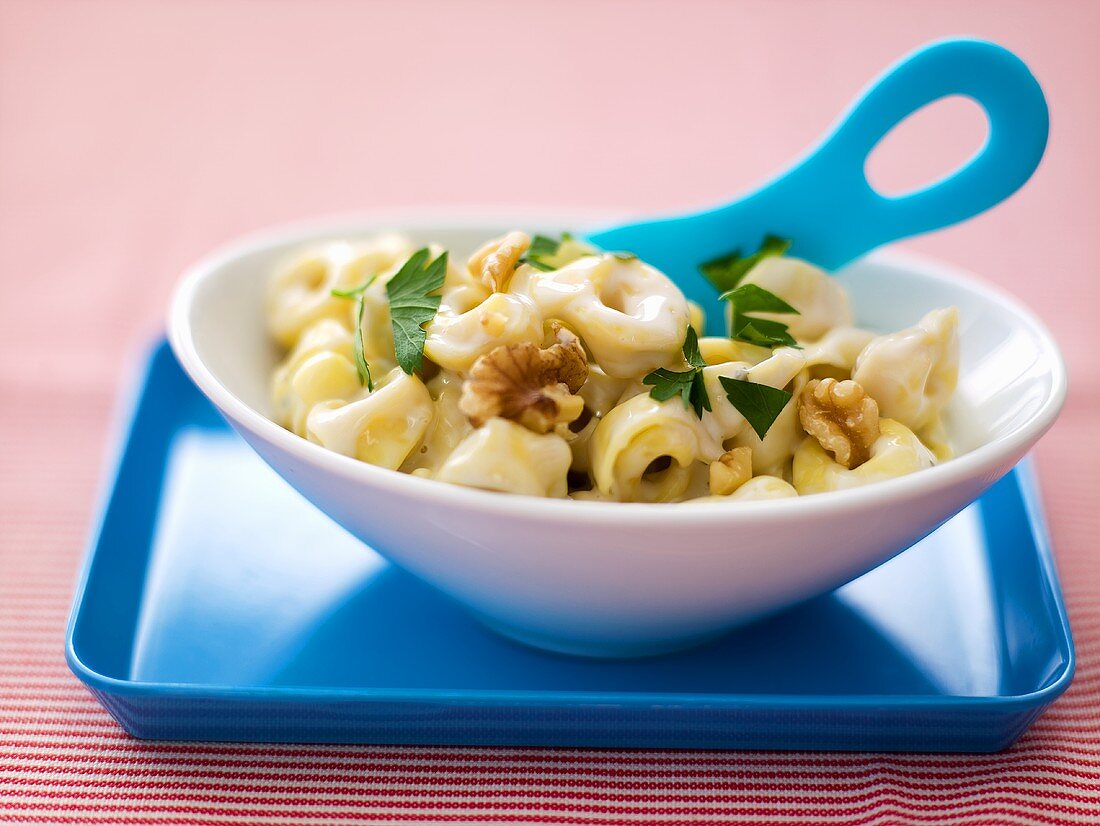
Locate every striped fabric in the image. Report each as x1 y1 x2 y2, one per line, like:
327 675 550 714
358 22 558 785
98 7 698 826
3 0 1100 822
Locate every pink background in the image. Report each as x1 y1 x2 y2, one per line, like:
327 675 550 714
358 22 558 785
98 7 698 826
2 1 1099 823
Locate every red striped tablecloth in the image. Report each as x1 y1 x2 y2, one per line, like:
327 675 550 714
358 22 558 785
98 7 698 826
2 1 1099 823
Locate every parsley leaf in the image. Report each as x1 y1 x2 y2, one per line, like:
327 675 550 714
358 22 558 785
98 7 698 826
529 233 566 257
642 327 712 417
520 231 623 270
352 294 373 391
331 275 380 390
721 282 801 349
643 368 695 407
522 233 569 271
386 248 448 375
682 324 706 370
699 234 792 293
731 317 799 348
718 375 792 440
330 274 379 299
719 282 797 315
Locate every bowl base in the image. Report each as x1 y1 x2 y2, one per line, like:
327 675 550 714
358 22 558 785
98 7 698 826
472 612 731 659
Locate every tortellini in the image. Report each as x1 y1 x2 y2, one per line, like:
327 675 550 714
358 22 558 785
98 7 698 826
852 308 959 432
731 475 800 501
306 370 433 470
698 336 772 367
739 256 852 341
691 475 799 503
699 347 805 448
589 393 722 502
792 419 936 495
803 326 876 381
400 371 473 475
424 292 543 372
266 235 416 349
568 366 632 473
512 255 690 378
434 418 571 497
271 319 360 436
267 231 962 502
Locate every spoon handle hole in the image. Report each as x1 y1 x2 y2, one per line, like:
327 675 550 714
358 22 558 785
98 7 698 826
864 95 990 200
801 39 1048 263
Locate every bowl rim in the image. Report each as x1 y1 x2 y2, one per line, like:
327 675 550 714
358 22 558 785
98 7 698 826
168 208 1068 527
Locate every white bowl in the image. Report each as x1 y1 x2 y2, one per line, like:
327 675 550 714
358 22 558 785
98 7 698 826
168 210 1067 658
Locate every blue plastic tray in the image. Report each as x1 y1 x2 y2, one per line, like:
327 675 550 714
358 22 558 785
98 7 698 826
66 342 1074 751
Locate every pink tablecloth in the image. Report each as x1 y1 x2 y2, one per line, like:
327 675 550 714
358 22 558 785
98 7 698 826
2 1 1099 823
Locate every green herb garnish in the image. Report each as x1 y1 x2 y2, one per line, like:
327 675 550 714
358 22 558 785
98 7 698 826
519 231 621 270
386 248 448 375
331 275 380 390
642 327 712 417
522 232 572 271
718 376 792 440
530 233 567 257
352 294 373 391
700 234 791 293
721 282 801 349
330 274 379 299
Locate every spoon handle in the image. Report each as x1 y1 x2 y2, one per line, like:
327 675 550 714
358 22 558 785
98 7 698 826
586 39 1048 324
793 37 1049 266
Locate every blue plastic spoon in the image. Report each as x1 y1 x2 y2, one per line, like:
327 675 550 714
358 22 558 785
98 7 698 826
585 38 1048 334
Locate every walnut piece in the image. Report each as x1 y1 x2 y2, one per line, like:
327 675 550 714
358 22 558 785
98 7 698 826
467 231 531 292
709 447 753 496
798 378 880 469
459 326 588 433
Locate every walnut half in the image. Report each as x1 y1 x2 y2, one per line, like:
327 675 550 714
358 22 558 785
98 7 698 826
798 378 880 469
467 231 531 292
459 326 588 433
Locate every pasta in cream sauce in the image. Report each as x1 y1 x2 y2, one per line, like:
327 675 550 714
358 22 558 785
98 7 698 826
266 232 960 502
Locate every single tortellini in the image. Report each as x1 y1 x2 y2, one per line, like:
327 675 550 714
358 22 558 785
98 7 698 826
280 353 361 438
852 307 959 432
271 319 360 435
589 393 722 502
434 418 571 497
306 369 434 470
739 256 852 341
266 235 416 348
918 415 954 463
690 475 799 503
792 418 935 495
802 326 876 381
400 370 473 475
699 347 806 449
424 292 543 372
730 475 799 501
568 366 633 473
441 247 494 309
697 336 773 367
512 255 690 378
